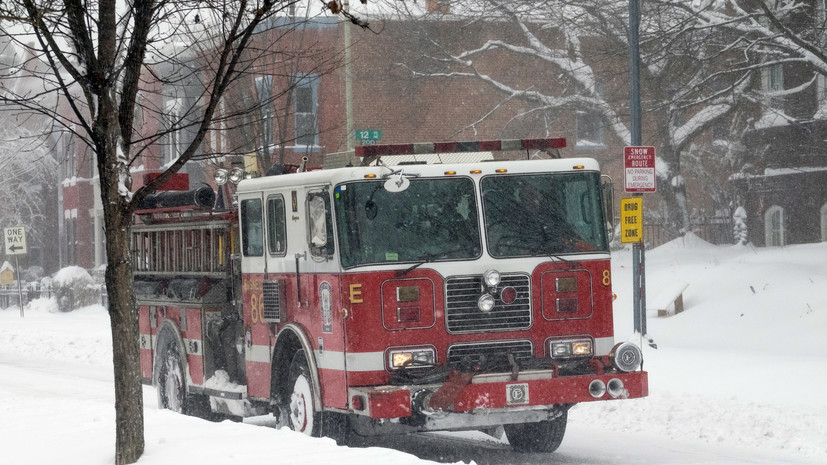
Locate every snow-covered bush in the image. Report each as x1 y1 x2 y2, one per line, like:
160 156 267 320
52 266 100 312
23 266 44 282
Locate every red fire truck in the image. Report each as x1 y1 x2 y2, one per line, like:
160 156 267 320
135 137 648 452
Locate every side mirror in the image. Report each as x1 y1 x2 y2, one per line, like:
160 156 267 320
601 175 614 242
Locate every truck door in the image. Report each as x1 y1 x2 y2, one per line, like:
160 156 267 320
301 187 349 409
237 192 271 398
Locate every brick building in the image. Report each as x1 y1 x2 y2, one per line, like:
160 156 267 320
58 6 747 269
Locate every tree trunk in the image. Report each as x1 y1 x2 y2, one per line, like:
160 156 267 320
106 229 144 464
97 88 145 463
102 180 145 464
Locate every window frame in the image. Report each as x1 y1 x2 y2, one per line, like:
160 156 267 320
293 73 320 152
240 198 264 257
266 194 288 256
306 189 334 259
575 83 605 149
764 205 786 246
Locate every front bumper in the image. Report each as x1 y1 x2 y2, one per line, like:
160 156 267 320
348 369 648 420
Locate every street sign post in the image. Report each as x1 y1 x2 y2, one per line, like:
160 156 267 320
621 147 657 348
624 146 656 193
355 129 382 146
3 226 26 317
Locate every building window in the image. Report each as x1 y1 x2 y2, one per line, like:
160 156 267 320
576 83 604 149
762 63 784 108
821 203 827 242
63 131 76 180
209 99 229 155
255 75 274 152
64 215 77 266
163 98 184 165
293 74 319 150
764 205 786 246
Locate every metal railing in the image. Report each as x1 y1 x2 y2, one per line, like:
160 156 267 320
641 217 733 249
0 282 108 311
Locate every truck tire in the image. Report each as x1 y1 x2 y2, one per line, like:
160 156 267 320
503 410 567 453
286 350 322 436
156 333 213 419
157 343 186 413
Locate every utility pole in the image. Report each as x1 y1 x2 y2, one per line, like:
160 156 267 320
628 0 652 347
344 0 354 153
628 0 642 146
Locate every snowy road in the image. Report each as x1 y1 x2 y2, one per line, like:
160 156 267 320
1 349 820 465
349 417 824 465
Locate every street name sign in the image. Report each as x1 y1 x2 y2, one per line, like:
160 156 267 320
4 226 27 255
624 146 656 193
355 129 382 146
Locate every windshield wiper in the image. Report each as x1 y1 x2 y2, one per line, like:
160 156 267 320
396 247 474 277
396 257 433 277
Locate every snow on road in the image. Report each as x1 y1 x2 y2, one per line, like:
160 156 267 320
1 235 826 464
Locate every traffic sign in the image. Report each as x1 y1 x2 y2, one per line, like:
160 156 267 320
624 146 656 193
620 198 643 243
4 226 27 255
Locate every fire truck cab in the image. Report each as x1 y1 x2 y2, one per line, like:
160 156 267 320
136 138 648 453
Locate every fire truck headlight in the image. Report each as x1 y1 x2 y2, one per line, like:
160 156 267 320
610 342 643 372
389 348 435 369
483 269 501 287
213 169 229 186
478 294 496 313
229 167 245 184
550 339 592 358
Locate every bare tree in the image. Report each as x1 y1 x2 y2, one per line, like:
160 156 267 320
213 13 343 175
0 122 58 265
0 1 364 463
380 0 754 236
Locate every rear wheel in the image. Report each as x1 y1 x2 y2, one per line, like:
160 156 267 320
157 344 186 413
156 335 213 419
503 410 568 453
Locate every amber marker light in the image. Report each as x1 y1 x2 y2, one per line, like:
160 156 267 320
364 174 377 178
573 165 585 170
470 169 482 174
495 168 508 173
444 170 457 175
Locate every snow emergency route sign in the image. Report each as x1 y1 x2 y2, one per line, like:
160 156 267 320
624 146 656 193
4 226 27 255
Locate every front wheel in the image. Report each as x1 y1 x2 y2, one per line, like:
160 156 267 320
503 410 568 453
286 350 322 436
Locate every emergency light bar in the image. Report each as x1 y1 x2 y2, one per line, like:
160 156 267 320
355 137 566 157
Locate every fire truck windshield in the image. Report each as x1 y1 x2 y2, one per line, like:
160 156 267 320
334 177 482 268
482 171 608 257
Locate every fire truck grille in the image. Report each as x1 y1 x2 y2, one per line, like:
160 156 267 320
444 274 532 333
447 340 534 368
262 280 283 322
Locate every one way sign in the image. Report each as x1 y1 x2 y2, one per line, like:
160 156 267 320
4 226 27 255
